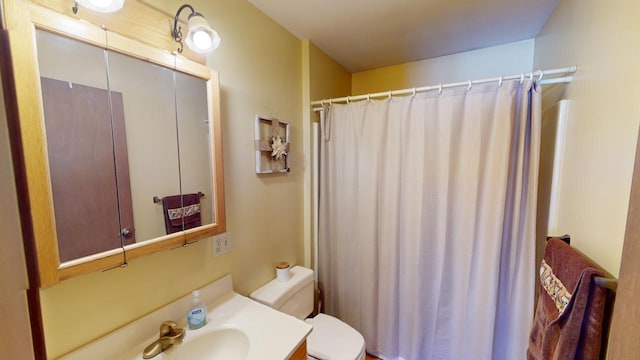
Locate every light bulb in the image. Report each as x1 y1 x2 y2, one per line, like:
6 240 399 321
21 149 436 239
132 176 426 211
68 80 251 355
89 0 113 8
76 0 124 13
192 31 212 50
184 14 221 53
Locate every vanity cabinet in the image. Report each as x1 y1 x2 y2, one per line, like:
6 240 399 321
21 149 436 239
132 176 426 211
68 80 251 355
289 340 308 360
4 0 226 286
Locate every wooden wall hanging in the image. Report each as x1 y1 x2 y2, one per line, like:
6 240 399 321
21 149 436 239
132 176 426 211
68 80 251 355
254 115 290 174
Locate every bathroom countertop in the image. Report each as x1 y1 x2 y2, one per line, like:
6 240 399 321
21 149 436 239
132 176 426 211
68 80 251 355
61 275 312 360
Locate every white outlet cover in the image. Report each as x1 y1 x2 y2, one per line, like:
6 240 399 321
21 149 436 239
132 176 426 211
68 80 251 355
213 232 231 256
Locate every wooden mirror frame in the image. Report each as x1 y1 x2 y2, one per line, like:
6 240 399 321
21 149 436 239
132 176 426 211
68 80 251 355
3 0 226 287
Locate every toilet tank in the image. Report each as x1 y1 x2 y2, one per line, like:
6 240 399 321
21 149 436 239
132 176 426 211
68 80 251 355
249 266 314 320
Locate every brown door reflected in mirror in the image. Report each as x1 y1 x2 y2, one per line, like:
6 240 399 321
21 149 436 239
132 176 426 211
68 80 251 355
41 77 135 262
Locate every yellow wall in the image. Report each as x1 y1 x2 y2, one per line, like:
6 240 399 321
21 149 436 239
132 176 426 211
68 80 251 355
533 0 640 276
307 41 352 102
38 0 303 358
352 39 535 95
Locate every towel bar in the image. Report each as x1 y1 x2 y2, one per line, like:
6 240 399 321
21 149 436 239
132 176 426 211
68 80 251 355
546 234 571 245
594 277 618 291
153 191 205 204
545 235 616 291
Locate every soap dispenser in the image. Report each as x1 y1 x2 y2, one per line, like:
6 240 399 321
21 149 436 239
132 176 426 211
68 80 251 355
187 290 207 330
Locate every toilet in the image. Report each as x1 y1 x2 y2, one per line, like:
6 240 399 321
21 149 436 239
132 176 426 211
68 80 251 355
250 266 366 360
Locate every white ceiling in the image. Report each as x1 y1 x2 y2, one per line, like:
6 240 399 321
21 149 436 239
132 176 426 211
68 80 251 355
248 0 558 73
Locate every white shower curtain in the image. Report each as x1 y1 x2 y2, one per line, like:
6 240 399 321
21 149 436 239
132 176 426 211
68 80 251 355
318 80 541 360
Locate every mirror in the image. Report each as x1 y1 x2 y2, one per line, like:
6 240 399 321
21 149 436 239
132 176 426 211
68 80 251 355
104 47 183 242
175 71 215 230
36 30 128 262
10 3 225 286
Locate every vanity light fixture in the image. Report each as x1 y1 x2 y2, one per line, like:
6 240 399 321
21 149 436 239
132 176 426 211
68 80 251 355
172 4 221 54
72 0 125 14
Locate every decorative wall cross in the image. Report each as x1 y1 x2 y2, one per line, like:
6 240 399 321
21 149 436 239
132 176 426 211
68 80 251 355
254 116 290 173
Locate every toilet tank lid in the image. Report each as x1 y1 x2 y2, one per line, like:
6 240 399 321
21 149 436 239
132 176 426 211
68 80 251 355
249 266 313 308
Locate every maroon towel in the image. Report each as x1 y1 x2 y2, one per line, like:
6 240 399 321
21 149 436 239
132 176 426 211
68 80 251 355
527 238 607 360
162 193 202 234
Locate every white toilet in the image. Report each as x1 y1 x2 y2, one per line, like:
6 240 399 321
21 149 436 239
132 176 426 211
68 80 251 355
250 266 366 360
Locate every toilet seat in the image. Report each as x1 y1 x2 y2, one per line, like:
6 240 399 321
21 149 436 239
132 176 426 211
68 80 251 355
305 313 366 360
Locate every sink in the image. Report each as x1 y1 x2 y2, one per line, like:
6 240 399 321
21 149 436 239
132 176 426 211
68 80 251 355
160 328 249 360
112 293 310 360
60 275 312 360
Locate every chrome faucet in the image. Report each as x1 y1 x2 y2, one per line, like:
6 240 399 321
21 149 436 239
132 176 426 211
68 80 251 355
142 321 186 359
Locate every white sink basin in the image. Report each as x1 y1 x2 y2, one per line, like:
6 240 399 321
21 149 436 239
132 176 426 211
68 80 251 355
160 328 249 360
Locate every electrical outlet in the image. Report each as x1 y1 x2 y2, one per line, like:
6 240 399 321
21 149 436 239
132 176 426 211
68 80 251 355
213 232 231 256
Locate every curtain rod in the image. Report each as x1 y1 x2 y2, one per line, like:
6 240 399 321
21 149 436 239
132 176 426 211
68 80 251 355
311 66 577 111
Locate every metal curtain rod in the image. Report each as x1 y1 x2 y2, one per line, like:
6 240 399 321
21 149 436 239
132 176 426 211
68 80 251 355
310 65 577 110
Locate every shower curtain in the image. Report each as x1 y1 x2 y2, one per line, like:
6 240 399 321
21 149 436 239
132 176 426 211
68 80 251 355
318 80 541 360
